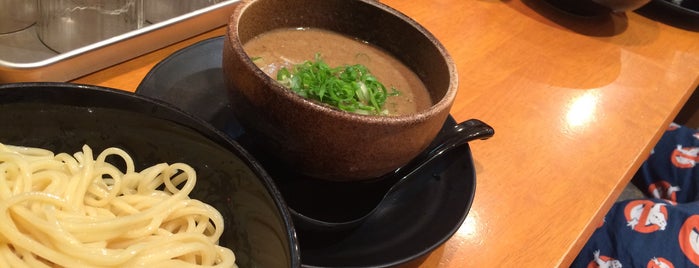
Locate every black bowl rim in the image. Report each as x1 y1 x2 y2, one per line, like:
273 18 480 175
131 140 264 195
0 81 302 268
653 0 699 16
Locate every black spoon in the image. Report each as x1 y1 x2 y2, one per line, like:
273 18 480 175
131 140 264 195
259 118 495 232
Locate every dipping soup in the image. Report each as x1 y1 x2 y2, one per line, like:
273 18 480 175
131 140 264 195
243 27 432 116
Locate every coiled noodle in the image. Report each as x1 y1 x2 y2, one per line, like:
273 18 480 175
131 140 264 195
0 143 237 267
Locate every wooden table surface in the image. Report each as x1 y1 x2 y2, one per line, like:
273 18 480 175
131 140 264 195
73 0 699 267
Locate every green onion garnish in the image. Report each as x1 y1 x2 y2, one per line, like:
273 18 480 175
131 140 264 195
276 53 399 115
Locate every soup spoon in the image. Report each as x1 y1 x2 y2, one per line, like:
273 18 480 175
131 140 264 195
281 118 495 232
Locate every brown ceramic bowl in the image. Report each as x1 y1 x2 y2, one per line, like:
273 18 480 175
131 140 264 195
544 0 651 15
222 0 457 181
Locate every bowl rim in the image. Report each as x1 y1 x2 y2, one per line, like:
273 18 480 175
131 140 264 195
0 81 302 268
226 0 458 125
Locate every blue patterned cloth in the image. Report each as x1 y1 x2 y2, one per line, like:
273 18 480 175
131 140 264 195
572 123 699 268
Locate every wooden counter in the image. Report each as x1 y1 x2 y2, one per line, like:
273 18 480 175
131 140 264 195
73 0 699 267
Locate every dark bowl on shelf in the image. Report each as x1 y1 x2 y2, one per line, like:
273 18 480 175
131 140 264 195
544 0 651 15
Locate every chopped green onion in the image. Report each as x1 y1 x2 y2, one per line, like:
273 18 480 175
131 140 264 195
275 53 399 115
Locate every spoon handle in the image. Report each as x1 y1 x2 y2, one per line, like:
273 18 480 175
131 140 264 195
393 118 494 179
297 118 494 231
430 118 495 157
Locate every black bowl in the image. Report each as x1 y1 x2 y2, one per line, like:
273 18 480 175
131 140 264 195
543 0 651 15
0 82 301 268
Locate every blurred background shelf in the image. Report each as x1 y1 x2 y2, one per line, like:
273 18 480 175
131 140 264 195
0 0 239 83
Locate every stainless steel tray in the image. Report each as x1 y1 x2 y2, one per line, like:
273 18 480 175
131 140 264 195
0 0 239 83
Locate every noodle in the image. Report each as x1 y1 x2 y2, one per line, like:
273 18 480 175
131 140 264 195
0 143 237 267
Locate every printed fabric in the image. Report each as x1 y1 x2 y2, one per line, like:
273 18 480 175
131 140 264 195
572 123 699 268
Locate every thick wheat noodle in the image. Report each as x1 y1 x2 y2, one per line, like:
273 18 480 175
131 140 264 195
0 143 237 267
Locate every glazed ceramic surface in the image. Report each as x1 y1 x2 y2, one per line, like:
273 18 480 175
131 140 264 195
0 82 301 268
222 0 458 180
